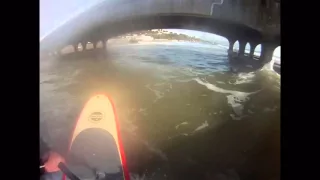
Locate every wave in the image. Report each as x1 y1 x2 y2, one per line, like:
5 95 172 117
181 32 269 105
194 78 260 119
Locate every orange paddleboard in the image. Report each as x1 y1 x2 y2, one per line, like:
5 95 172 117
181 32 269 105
63 94 130 180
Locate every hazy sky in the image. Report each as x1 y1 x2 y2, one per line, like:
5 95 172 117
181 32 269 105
40 0 280 58
40 0 103 37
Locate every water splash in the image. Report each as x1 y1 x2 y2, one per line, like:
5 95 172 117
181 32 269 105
229 72 256 85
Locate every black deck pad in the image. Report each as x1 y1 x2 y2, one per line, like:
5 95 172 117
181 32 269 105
67 128 125 180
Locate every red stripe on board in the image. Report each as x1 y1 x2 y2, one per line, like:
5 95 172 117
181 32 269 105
107 95 131 180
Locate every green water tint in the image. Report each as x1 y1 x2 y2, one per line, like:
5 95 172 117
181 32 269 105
109 68 279 180
40 43 280 180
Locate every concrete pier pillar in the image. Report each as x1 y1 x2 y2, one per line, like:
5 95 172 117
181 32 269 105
93 42 97 49
73 44 78 52
101 40 108 58
249 43 258 58
81 42 87 51
227 39 236 54
238 40 246 56
102 40 106 49
260 43 277 65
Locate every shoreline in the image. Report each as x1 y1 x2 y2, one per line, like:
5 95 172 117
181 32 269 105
108 38 207 45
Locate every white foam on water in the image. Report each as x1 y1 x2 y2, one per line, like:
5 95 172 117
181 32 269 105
175 78 193 83
229 72 255 85
146 81 177 102
194 78 257 96
138 108 148 116
165 83 173 92
257 66 281 92
238 72 255 79
263 58 275 71
263 106 278 112
193 121 209 132
168 133 189 140
216 81 226 84
175 121 189 129
145 84 165 102
194 78 260 119
227 95 244 116
179 66 200 77
142 141 168 161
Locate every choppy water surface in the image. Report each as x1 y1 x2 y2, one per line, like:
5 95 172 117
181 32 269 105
40 42 280 180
